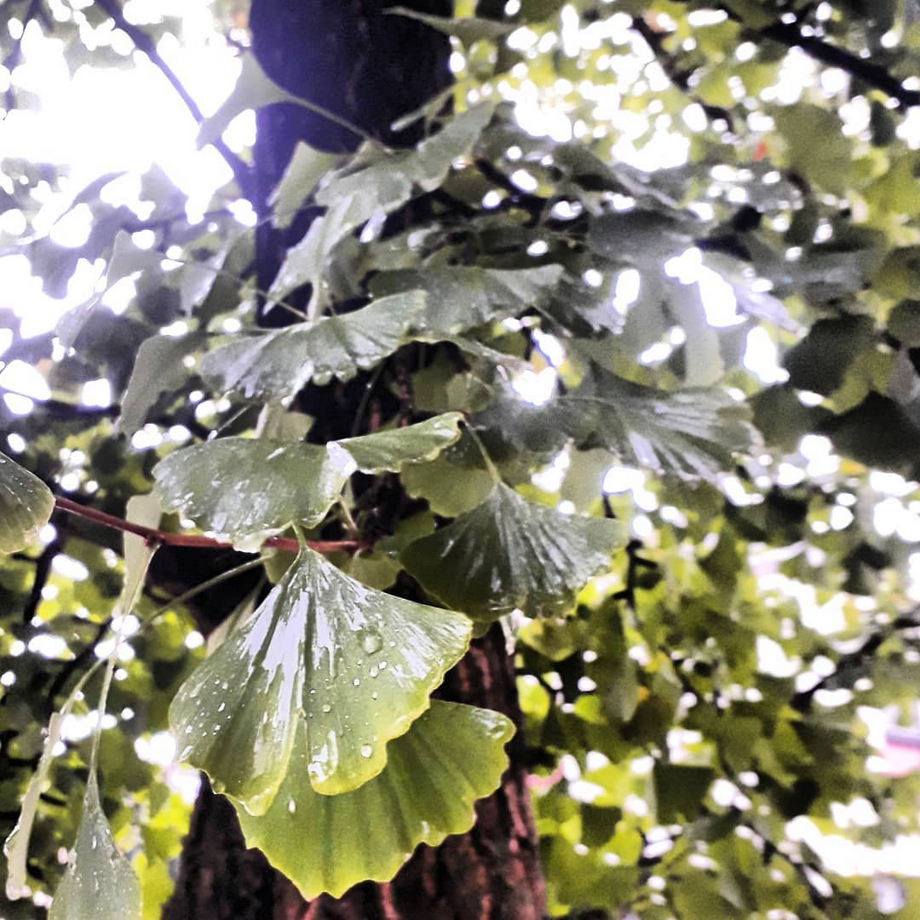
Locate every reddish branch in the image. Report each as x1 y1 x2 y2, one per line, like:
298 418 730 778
53 495 363 555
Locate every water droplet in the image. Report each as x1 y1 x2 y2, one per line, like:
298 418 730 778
288 799 296 814
371 692 379 700
361 631 383 655
369 666 379 678
353 678 360 686
322 704 332 714
360 744 373 758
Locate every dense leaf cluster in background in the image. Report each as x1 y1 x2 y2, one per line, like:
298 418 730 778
2 0 920 916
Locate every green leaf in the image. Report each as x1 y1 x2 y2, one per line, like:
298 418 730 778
385 7 514 43
235 701 513 899
574 366 755 480
118 333 205 435
587 210 693 265
401 483 624 621
783 314 875 395
369 264 564 335
153 414 464 546
170 549 471 809
0 451 54 554
888 299 920 346
270 142 340 230
153 439 354 550
198 53 291 149
199 291 426 402
773 104 851 196
653 763 714 823
48 777 141 920
337 413 464 472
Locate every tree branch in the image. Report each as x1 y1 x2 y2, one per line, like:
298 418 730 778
53 495 364 555
92 0 253 194
759 20 920 108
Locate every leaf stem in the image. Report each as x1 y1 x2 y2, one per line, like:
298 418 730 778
53 495 362 555
463 424 502 485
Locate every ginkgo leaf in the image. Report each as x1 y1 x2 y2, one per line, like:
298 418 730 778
235 701 513 899
118 332 206 435
153 439 355 550
0 451 54 554
48 777 141 920
269 142 339 229
474 365 755 481
338 413 463 472
169 549 471 811
199 291 426 402
369 264 564 335
385 7 514 44
153 414 463 547
268 104 495 308
198 53 292 149
575 366 755 480
401 483 624 621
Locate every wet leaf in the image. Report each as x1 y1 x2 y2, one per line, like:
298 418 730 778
153 439 355 549
170 549 471 810
0 451 54 554
338 413 464 472
48 777 141 920
401 483 624 621
370 264 564 335
153 414 463 546
235 701 513 898
199 291 426 401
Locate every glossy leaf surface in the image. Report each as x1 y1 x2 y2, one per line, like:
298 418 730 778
401 483 624 620
235 701 513 898
199 291 426 401
170 549 471 810
0 451 55 554
48 777 141 920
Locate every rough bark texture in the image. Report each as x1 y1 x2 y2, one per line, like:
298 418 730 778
163 2 547 918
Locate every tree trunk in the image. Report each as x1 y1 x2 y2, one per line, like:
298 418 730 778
163 3 546 917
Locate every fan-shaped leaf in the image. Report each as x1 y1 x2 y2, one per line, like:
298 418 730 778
153 440 355 550
401 483 624 621
48 777 141 920
235 701 513 898
0 452 54 554
576 366 755 480
338 412 463 472
199 291 426 401
270 142 339 230
170 549 471 810
385 7 514 44
474 366 755 481
153 414 464 547
369 264 564 334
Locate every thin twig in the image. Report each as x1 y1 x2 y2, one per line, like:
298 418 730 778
92 0 253 193
53 495 364 554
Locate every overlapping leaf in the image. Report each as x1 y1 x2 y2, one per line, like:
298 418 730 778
337 412 463 472
152 414 463 547
475 365 754 481
235 701 512 898
369 264 564 334
199 291 426 402
48 777 141 920
401 483 624 620
153 439 355 550
0 451 54 554
170 549 471 811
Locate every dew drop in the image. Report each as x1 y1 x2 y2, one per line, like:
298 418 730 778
288 799 296 814
322 704 332 714
353 678 360 686
360 744 373 758
361 631 383 655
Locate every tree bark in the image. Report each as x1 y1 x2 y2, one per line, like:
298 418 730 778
163 3 546 917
